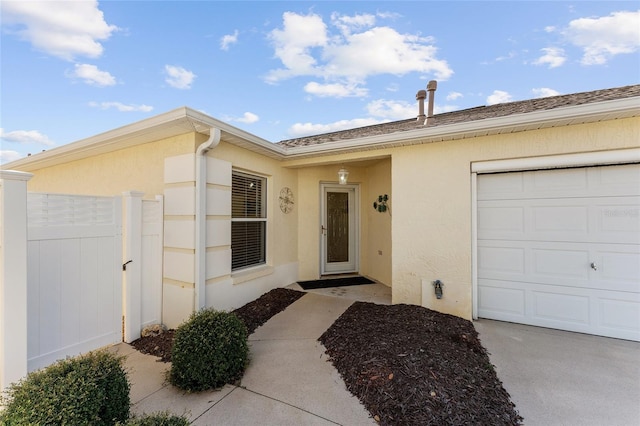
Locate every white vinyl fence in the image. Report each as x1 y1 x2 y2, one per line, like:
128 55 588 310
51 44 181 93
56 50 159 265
0 171 163 390
27 193 123 372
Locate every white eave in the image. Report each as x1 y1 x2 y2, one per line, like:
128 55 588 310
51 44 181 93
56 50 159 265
3 96 639 172
3 107 286 172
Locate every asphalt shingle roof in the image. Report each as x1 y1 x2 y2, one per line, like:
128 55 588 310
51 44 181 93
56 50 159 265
277 84 640 148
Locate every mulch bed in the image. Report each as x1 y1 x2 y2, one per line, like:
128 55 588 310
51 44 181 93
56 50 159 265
319 302 523 425
132 289 522 425
130 287 305 362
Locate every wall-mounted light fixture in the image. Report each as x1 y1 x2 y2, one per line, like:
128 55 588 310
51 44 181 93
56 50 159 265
338 167 349 185
433 279 443 299
373 194 388 212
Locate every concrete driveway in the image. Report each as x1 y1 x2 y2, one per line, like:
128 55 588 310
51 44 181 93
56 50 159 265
475 319 640 426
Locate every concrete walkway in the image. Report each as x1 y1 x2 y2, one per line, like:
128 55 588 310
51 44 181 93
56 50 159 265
113 283 640 425
475 319 640 426
113 284 391 425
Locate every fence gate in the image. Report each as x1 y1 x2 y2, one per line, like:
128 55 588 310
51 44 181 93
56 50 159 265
26 193 122 372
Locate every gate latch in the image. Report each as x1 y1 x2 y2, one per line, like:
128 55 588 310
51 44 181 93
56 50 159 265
122 260 133 271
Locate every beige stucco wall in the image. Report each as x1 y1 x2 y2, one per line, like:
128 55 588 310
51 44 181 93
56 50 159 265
287 117 638 320
23 133 198 197
364 159 392 286
392 117 640 320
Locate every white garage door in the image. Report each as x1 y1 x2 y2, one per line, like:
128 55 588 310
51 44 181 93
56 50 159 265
477 164 640 341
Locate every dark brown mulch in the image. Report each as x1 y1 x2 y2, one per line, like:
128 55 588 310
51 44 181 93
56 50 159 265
130 287 305 362
318 302 523 426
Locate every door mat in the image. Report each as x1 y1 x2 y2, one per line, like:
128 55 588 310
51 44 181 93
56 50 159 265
297 276 375 290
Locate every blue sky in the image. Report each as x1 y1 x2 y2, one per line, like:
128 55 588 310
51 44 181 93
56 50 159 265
1 1 639 164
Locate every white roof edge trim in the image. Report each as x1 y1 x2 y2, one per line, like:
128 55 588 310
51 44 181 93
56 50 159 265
3 107 285 170
282 97 640 157
471 148 640 174
182 107 286 156
0 170 34 181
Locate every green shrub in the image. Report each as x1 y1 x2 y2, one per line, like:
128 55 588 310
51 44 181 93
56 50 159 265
169 308 248 391
120 411 190 426
0 350 130 425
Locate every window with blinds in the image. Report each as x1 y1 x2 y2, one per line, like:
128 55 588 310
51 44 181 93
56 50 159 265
231 171 266 270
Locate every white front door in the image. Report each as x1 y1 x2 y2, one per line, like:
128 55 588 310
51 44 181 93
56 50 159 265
321 184 359 275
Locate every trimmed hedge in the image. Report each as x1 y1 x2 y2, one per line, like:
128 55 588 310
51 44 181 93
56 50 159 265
169 309 249 391
0 350 130 425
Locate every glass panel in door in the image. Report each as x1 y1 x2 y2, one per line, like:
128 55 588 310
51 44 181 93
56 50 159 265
327 192 349 263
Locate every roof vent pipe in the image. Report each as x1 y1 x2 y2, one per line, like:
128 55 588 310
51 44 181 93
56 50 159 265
416 90 427 122
426 80 437 126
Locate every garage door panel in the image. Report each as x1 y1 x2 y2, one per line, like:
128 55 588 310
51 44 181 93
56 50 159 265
477 205 524 239
478 246 525 276
479 279 640 340
590 163 640 196
599 297 640 336
532 290 590 325
478 280 526 318
531 248 589 280
479 197 639 243
532 205 588 233
477 164 640 341
477 172 525 200
599 201 640 234
478 165 640 201
531 167 589 195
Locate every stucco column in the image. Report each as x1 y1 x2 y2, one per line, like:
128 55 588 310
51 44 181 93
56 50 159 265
0 170 33 390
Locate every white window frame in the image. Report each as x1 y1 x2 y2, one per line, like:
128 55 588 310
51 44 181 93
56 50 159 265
231 170 267 271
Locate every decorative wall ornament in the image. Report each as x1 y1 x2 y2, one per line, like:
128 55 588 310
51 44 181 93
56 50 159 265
279 187 294 213
373 194 389 213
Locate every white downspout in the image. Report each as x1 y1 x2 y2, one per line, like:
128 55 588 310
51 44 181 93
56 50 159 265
195 128 221 310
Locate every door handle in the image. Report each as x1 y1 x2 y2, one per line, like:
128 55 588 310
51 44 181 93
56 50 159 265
321 225 327 235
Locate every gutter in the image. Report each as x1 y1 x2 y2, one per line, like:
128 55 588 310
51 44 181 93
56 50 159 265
195 128 221 310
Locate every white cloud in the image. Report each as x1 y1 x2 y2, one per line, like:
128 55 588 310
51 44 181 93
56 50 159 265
0 150 23 164
220 30 239 51
266 12 328 82
235 112 259 124
224 112 260 124
533 47 567 68
532 87 561 98
446 91 463 101
366 99 414 120
565 10 640 65
331 12 376 35
288 118 385 138
265 11 452 93
544 26 557 33
164 65 196 89
0 128 54 145
486 90 513 105
88 102 153 112
1 0 118 61
69 63 116 86
304 81 368 98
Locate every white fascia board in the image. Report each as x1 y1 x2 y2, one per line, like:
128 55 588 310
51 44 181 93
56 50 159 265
4 107 285 171
282 97 640 158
